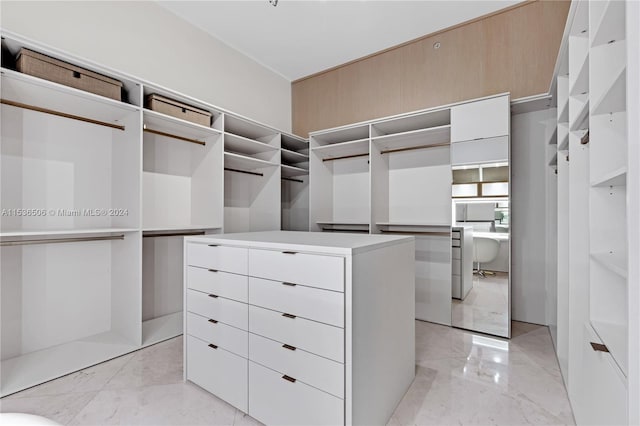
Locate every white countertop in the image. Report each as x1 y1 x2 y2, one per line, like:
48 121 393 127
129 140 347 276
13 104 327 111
185 231 414 255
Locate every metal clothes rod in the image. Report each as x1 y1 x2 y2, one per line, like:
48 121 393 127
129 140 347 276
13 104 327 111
143 231 205 238
322 153 369 162
224 167 264 177
1 99 126 131
0 234 125 247
380 230 451 236
143 125 206 146
282 177 304 183
380 141 450 155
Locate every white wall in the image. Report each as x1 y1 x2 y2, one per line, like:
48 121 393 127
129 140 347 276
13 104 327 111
511 108 556 325
0 1 292 132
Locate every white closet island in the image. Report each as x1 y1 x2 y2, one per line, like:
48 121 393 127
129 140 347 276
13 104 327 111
183 231 415 426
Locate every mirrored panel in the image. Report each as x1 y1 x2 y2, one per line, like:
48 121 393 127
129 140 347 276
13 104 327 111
451 156 510 338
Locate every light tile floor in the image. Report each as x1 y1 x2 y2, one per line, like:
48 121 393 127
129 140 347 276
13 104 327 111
1 321 574 425
452 272 510 337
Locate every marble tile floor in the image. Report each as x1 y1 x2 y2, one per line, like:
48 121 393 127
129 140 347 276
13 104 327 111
452 272 510 337
1 321 574 426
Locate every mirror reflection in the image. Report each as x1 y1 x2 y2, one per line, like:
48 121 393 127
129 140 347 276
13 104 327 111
451 162 510 337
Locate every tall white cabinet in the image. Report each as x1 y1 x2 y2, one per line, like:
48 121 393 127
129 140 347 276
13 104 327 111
0 31 307 396
309 94 510 327
550 1 638 423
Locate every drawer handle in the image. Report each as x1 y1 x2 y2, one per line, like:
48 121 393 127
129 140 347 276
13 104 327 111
282 344 297 351
208 294 219 298
282 313 296 319
208 244 219 247
208 269 218 273
282 375 296 383
208 343 218 349
282 251 297 255
282 282 296 287
208 319 218 324
590 342 609 352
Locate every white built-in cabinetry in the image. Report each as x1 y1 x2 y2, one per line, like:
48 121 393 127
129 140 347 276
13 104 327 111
550 1 637 423
183 231 415 426
0 31 307 396
309 94 510 328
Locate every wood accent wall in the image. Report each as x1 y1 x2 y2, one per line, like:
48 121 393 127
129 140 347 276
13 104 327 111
292 0 570 136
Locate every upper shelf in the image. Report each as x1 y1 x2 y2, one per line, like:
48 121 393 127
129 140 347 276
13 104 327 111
225 114 278 141
569 51 589 97
224 132 278 156
591 251 627 279
591 67 626 116
372 125 450 152
1 68 139 127
312 124 369 146
224 152 278 171
570 99 589 131
281 164 308 178
281 134 308 152
592 0 626 48
311 138 369 160
372 109 450 137
281 148 309 165
143 109 220 142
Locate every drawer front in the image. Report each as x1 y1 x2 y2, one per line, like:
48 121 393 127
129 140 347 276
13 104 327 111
186 335 248 412
249 333 344 399
187 312 248 358
451 258 461 275
187 289 248 330
249 277 344 328
452 239 461 248
249 305 344 363
249 249 344 292
249 361 344 426
187 243 248 275
187 267 248 303
452 230 461 239
452 247 461 260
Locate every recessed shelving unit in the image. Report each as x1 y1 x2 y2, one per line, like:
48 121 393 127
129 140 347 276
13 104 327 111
280 134 309 231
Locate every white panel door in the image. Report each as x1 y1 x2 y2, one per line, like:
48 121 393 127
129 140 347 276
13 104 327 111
451 96 510 142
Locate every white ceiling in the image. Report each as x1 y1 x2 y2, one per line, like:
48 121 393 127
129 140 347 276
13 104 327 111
158 1 522 81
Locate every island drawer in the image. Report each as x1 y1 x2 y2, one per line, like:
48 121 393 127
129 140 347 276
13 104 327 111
248 277 344 328
187 312 248 358
187 289 248 330
187 267 248 303
248 249 344 292
187 243 248 275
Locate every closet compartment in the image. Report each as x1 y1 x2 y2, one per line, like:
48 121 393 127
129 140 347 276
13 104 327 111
309 124 370 232
281 134 309 231
370 110 452 231
0 230 141 396
223 115 280 233
1 69 141 235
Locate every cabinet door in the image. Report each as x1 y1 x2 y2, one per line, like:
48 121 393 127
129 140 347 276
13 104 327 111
451 96 509 142
572 324 627 425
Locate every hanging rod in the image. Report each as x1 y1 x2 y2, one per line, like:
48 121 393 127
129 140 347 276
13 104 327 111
0 234 125 247
143 231 205 238
322 153 369 162
224 167 263 177
1 99 126 131
380 230 450 237
380 141 450 155
282 177 304 183
143 125 206 146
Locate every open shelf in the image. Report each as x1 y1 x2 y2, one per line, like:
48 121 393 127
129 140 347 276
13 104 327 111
281 164 308 178
371 125 451 151
569 54 589 96
1 68 139 126
591 251 627 278
570 99 590 131
224 132 278 157
142 225 220 234
224 152 278 171
591 67 626 116
372 109 450 136
591 0 626 48
316 221 369 233
281 134 308 152
281 148 309 165
0 330 138 397
142 312 183 346
558 100 569 123
312 124 369 146
311 138 369 160
143 109 220 143
558 124 569 150
0 228 138 239
591 320 627 375
591 167 626 187
548 126 558 145
549 153 558 168
225 114 277 142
